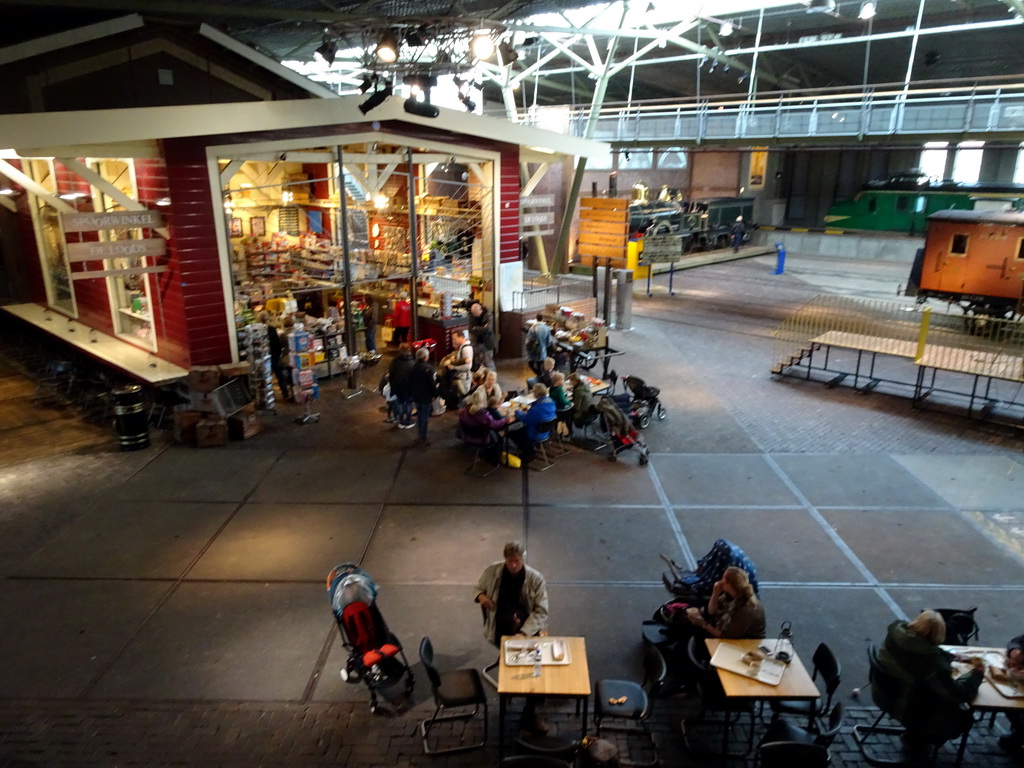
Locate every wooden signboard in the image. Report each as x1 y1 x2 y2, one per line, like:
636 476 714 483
66 238 166 262
576 197 630 269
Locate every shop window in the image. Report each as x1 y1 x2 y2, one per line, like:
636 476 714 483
27 160 76 316
656 150 688 169
950 232 969 256
90 159 158 352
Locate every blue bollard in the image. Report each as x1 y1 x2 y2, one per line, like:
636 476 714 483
774 242 786 275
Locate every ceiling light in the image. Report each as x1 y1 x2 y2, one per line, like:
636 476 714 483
858 0 876 18
459 93 477 112
471 33 495 60
375 31 399 63
314 38 337 66
498 40 519 65
404 98 439 118
806 0 836 12
359 81 392 114
374 194 389 209
719 21 734 36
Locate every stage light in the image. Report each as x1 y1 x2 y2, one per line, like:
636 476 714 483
358 76 375 94
314 38 337 66
498 40 519 65
859 0 876 18
405 26 428 47
404 98 439 118
459 93 477 112
359 81 392 114
375 31 399 62
471 33 495 60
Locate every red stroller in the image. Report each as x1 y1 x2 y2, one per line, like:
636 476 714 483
327 563 414 712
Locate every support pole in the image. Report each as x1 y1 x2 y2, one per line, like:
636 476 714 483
406 147 421 343
337 145 361 395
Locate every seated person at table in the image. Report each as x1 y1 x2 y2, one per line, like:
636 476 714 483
526 356 556 390
458 399 508 463
468 367 504 414
549 371 572 411
877 610 984 753
684 566 766 640
567 372 594 427
996 632 1024 755
509 383 557 462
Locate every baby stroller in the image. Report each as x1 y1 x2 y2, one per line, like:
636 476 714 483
623 375 666 429
594 395 650 465
327 563 414 713
660 538 759 601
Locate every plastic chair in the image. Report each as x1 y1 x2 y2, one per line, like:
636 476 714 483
770 642 841 721
594 644 667 766
681 636 756 758
761 701 846 749
418 636 488 755
499 757 571 768
531 417 560 471
757 740 829 768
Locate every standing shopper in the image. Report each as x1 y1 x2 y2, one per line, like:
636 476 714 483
392 291 412 345
361 295 378 353
467 301 495 371
524 314 552 378
387 342 415 428
409 346 438 446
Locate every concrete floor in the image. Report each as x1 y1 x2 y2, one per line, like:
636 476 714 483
1 251 1023 766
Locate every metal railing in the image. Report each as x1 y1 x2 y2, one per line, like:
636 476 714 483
520 77 1024 145
511 271 594 312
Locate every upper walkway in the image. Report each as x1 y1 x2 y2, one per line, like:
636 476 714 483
516 77 1024 147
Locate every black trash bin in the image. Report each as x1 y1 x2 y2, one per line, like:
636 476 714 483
112 384 150 451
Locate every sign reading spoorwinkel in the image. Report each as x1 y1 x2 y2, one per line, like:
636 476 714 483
62 210 164 232
66 238 166 262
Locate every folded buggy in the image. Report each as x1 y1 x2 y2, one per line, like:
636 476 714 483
594 395 650 465
327 563 414 713
622 375 666 429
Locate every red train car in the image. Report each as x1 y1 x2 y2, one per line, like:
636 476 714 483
906 209 1024 317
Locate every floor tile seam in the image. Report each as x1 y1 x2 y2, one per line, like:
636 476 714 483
647 462 697 569
78 453 289 699
760 453 908 622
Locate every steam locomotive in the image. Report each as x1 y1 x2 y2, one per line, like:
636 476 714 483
826 173 1024 234
628 185 754 254
906 208 1024 318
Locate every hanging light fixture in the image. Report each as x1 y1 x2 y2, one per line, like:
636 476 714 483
459 93 477 112
375 31 399 63
858 0 876 18
719 21 734 36
497 39 519 65
359 81 393 114
471 32 495 60
358 75 376 94
314 38 337 66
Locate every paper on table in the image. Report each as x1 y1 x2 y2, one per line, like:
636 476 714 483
504 638 572 666
710 642 786 686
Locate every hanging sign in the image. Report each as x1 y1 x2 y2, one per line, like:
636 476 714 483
71 265 169 280
522 195 555 208
66 238 166 262
748 147 768 189
61 210 164 232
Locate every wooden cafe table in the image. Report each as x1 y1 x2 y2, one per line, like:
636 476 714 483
497 635 591 758
704 638 821 756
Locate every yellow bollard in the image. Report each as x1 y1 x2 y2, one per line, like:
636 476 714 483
914 306 931 363
628 240 649 279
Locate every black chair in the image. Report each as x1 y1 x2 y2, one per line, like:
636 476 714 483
499 757 571 768
933 607 980 645
681 636 756 758
594 644 667 766
461 422 501 477
757 740 830 768
531 417 560 471
761 701 846 749
418 636 488 755
770 642 841 721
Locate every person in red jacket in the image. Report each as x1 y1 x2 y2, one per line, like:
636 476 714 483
392 291 412 345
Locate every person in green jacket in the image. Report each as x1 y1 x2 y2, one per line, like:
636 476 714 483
549 371 572 411
877 610 984 753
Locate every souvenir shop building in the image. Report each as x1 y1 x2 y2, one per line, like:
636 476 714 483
0 96 606 384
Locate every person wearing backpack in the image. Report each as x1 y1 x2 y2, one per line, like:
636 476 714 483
467 300 495 371
447 329 474 399
525 313 551 378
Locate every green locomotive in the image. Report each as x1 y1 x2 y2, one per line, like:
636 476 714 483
824 173 1024 234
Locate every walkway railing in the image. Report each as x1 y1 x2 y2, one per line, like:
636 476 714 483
512 271 594 312
519 77 1024 145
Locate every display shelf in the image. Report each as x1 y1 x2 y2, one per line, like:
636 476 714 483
118 307 152 322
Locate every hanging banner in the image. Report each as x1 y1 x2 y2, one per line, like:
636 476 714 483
61 210 164 232
748 148 768 189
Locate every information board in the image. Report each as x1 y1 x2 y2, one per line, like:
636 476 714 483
640 235 683 263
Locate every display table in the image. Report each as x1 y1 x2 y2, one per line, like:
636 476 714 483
498 635 591 758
